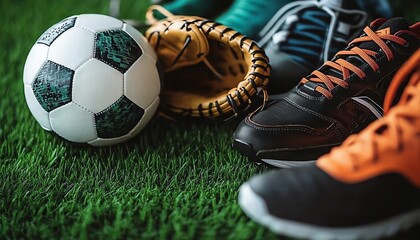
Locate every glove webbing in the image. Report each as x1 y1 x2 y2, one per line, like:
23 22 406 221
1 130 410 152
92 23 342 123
147 8 270 119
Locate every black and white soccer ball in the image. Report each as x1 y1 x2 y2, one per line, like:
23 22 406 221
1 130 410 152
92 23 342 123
23 14 161 146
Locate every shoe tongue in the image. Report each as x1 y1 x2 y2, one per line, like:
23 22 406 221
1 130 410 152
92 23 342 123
358 18 410 51
299 18 411 97
373 17 410 34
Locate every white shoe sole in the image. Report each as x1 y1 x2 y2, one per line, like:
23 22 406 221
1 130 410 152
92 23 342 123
238 183 420 240
261 158 316 168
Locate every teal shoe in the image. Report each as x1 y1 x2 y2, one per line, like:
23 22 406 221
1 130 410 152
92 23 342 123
157 0 232 19
216 0 293 39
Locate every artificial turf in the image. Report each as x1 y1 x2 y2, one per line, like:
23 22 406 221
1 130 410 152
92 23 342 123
0 0 419 239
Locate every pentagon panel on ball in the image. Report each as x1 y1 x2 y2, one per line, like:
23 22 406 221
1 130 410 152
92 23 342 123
32 61 74 112
37 17 76 46
23 14 161 146
94 29 142 73
95 96 144 139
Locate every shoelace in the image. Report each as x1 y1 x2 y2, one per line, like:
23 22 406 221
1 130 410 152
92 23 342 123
259 0 367 63
300 26 408 99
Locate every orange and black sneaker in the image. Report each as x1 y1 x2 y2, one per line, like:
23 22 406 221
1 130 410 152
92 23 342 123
233 18 419 168
238 49 420 240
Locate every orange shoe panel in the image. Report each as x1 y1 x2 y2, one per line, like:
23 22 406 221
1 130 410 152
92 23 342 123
317 49 420 187
384 49 420 112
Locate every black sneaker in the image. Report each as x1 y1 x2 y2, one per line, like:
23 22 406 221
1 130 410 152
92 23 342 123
238 50 420 239
233 18 420 168
239 162 420 240
258 0 389 94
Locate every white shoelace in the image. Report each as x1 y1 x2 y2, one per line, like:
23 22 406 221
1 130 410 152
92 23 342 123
258 0 367 63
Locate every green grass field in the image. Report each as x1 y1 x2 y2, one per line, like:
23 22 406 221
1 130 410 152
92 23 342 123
0 0 419 239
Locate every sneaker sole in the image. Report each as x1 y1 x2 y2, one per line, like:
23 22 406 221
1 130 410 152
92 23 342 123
233 139 315 168
261 158 315 168
238 183 420 240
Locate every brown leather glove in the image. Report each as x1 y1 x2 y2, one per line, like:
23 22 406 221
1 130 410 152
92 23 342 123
145 6 270 120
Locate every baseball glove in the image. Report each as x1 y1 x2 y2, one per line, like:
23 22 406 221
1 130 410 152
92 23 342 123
145 5 270 121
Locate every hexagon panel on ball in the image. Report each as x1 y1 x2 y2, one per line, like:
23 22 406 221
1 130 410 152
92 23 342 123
72 58 123 114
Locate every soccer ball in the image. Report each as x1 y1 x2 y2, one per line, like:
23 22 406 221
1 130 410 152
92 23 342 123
23 14 161 146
